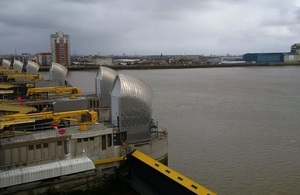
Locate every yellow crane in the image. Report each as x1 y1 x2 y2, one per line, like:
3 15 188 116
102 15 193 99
0 109 97 131
0 68 18 74
26 86 82 99
7 74 43 81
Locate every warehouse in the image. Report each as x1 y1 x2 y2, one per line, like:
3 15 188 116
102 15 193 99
243 53 284 63
243 43 300 64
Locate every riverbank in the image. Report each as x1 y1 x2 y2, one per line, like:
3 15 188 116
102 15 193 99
39 62 300 71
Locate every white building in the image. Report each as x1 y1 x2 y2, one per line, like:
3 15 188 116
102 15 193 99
36 52 51 66
87 56 113 66
284 43 300 63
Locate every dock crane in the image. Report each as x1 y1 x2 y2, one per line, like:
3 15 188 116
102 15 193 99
0 109 98 131
0 68 18 75
26 86 82 99
7 74 43 81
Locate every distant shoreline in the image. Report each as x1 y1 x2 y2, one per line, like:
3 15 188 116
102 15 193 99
39 63 300 71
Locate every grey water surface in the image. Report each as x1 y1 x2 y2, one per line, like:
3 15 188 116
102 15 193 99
65 66 300 195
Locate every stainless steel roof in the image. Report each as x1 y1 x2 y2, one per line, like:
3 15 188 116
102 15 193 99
111 74 154 143
49 62 68 85
95 66 117 107
12 60 23 73
2 59 11 68
26 61 40 74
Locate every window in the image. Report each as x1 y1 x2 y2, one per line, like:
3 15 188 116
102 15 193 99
28 145 34 150
64 140 70 155
102 135 106 150
107 134 112 147
57 141 62 146
83 138 88 142
77 139 82 143
43 143 48 148
90 137 94 141
36 144 41 149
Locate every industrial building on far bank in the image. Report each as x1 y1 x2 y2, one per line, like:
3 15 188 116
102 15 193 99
243 43 300 64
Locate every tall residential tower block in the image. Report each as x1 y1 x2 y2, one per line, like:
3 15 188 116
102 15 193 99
50 31 70 66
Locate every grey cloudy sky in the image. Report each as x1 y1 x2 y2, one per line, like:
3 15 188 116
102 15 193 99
0 0 299 56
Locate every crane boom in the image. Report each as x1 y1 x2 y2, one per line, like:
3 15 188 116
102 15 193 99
0 68 18 74
7 74 43 81
0 109 97 130
26 86 82 99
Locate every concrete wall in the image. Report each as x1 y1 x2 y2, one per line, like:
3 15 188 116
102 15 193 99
284 53 300 63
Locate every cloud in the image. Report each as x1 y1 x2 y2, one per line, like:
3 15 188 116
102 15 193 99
0 0 299 55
